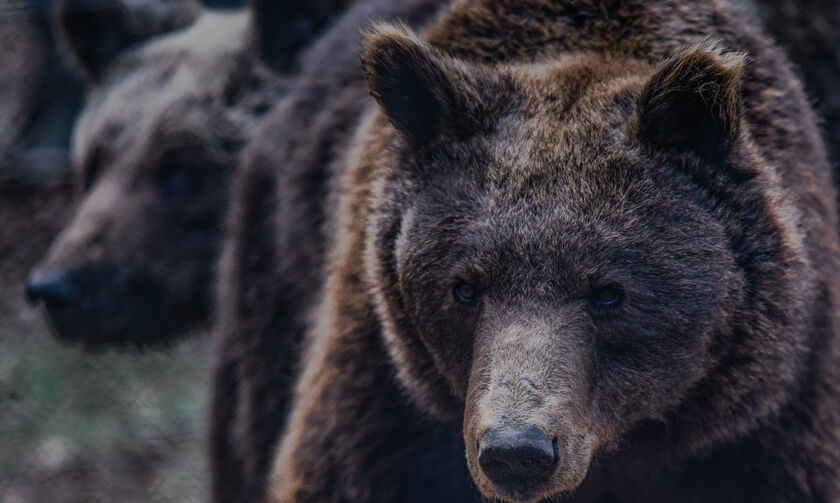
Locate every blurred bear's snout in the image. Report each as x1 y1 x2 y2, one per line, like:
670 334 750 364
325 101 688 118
26 269 82 307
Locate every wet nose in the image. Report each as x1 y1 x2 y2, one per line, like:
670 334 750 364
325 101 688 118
26 269 81 306
478 427 556 484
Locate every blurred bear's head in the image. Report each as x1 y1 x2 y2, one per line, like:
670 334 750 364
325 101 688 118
27 0 343 346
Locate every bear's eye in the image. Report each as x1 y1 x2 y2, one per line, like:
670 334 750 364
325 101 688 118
453 283 481 306
158 160 202 198
589 285 623 312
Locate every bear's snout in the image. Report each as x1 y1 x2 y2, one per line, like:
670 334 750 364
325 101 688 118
26 268 84 308
478 427 557 485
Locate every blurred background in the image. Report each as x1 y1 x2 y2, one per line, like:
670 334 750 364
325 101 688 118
1 0 838 501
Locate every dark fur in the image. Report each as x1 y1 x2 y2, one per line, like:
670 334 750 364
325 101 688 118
1 0 82 183
54 0 202 84
748 0 840 180
210 1 450 501
0 179 74 312
250 0 352 71
267 1 840 502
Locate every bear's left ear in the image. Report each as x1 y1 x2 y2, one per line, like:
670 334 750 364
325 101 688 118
55 0 200 83
635 41 746 160
363 24 485 145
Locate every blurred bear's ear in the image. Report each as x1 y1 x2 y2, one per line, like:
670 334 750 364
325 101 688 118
363 24 485 145
635 40 746 160
54 0 200 83
251 0 348 71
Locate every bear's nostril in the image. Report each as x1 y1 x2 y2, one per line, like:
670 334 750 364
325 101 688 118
478 427 556 485
26 269 82 307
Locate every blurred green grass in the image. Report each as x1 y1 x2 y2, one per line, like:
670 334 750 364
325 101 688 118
0 300 212 503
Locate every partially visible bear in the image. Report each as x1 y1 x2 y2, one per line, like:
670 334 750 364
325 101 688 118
267 0 840 502
0 2 80 313
749 0 840 172
25 0 343 346
210 1 450 501
0 0 82 182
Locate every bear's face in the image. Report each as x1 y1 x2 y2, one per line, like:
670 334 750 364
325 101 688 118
27 3 283 346
363 28 770 502
391 126 736 499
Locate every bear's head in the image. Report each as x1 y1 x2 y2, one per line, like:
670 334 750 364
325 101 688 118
362 26 810 502
24 0 308 346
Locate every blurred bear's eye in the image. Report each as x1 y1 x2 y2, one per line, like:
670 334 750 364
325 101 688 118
453 283 481 306
589 285 623 311
158 161 202 198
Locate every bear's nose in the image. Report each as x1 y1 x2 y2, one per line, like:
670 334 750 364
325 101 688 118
478 427 556 484
26 269 82 306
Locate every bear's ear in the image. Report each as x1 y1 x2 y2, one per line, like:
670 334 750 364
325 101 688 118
250 0 347 70
54 0 200 83
635 41 746 160
363 24 484 145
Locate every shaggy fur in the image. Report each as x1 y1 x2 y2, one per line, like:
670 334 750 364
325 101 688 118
267 1 840 502
210 0 450 501
27 0 340 347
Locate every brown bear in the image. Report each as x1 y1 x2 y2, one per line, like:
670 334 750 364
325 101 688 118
721 0 840 187
24 0 344 346
264 0 840 502
747 0 840 173
0 0 83 182
0 1 81 316
210 1 451 501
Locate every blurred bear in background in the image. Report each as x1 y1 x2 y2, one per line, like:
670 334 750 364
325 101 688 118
0 0 81 182
731 0 840 184
0 0 81 314
25 0 345 347
754 0 840 179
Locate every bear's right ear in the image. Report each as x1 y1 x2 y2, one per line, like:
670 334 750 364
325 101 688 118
363 24 485 145
250 0 348 71
54 0 200 83
634 40 746 160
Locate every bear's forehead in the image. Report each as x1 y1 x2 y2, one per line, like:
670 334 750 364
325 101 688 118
73 61 233 170
418 128 684 267
471 57 649 202
478 116 647 212
72 12 254 169
413 57 676 245
420 172 705 293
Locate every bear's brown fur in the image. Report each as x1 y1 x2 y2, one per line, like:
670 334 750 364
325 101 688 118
266 0 840 502
210 1 451 501
26 0 342 346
